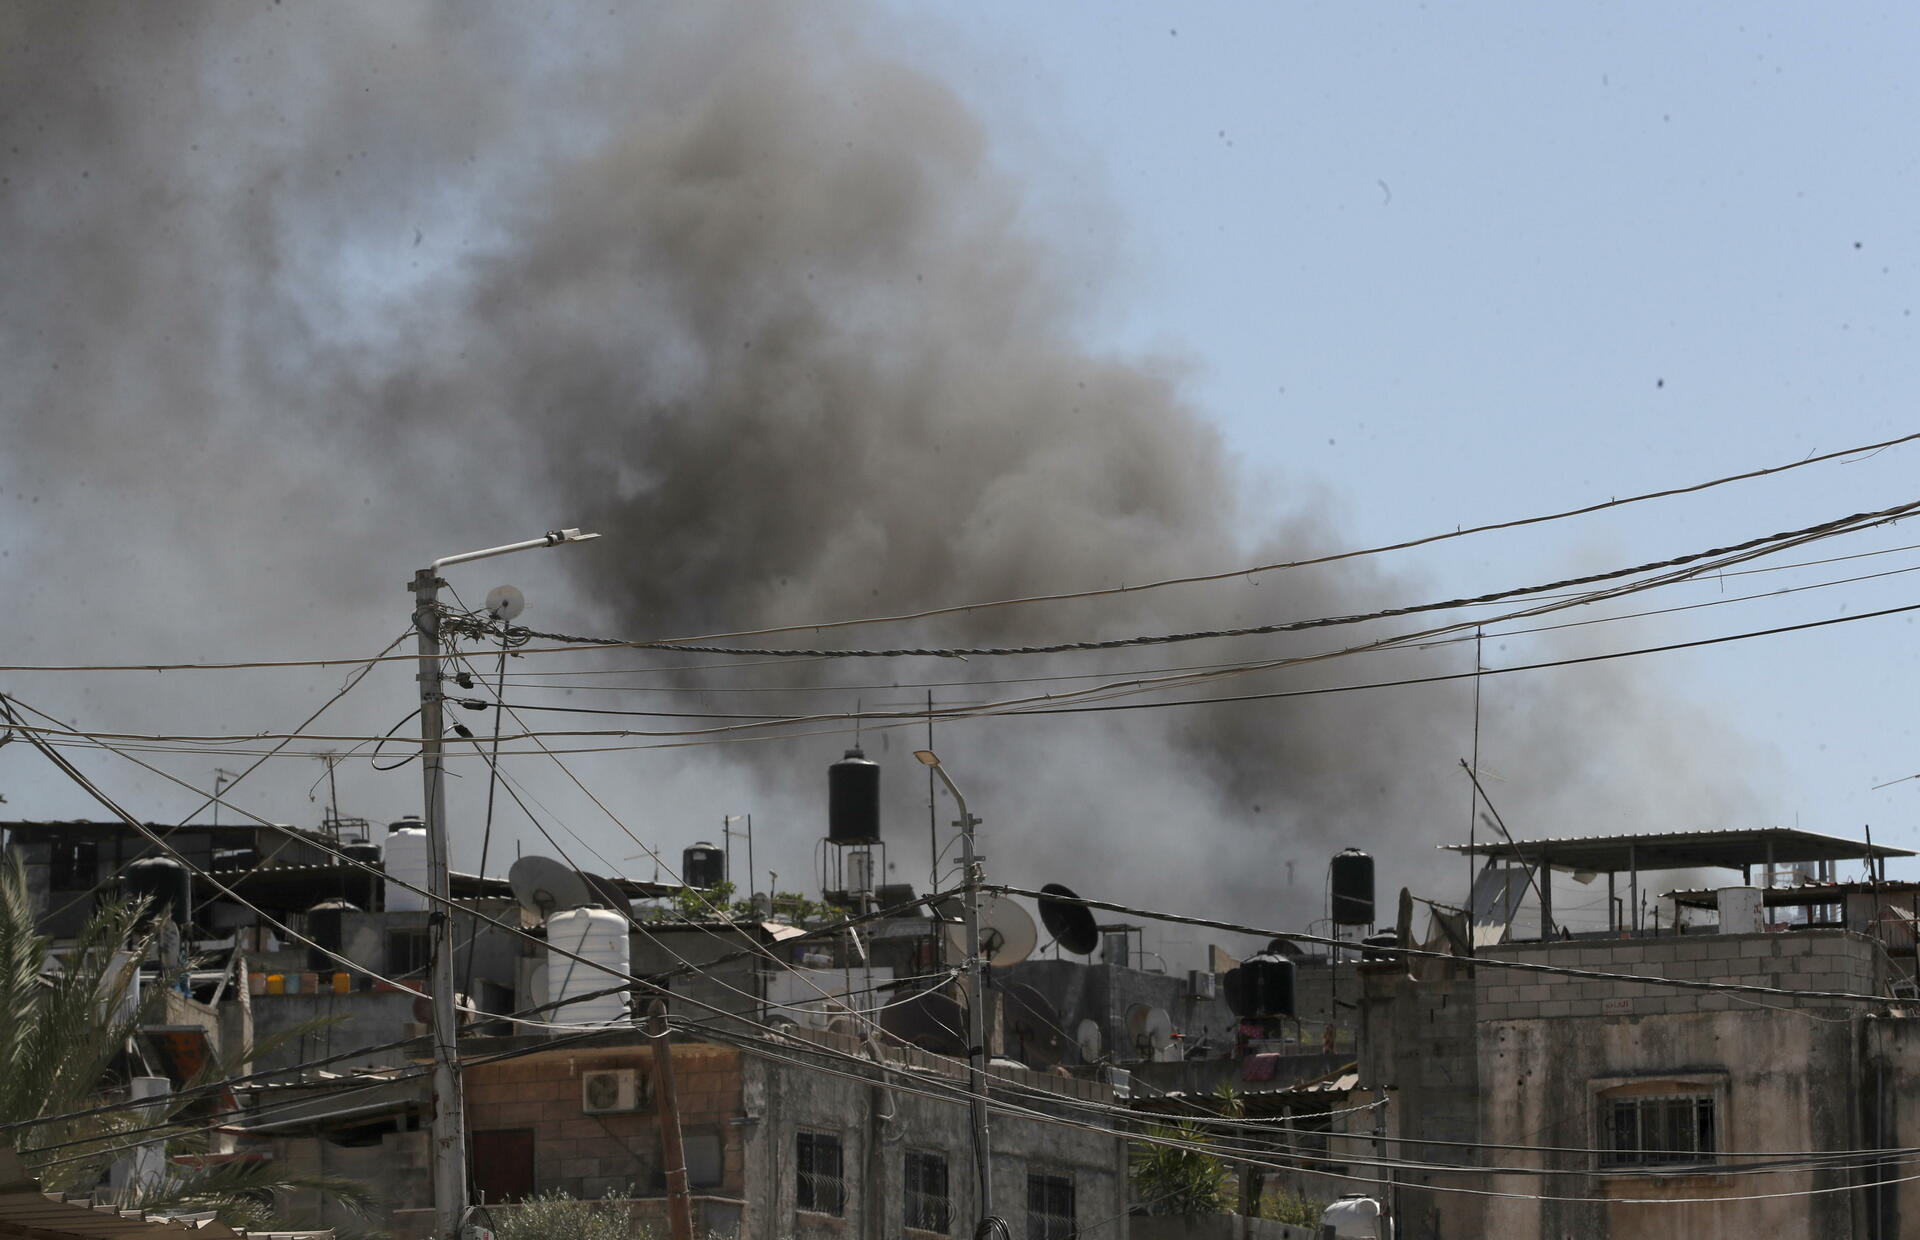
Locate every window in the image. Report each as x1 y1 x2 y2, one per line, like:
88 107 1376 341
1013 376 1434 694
50 840 98 889
386 929 431 976
1601 1093 1717 1167
1026 1172 1075 1240
796 1130 845 1215
904 1150 950 1232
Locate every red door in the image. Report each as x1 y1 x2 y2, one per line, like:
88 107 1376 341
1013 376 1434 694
471 1128 536 1204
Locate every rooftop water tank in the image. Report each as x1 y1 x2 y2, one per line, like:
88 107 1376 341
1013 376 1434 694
338 840 382 909
1223 953 1296 1019
1717 885 1764 935
124 857 191 928
547 906 630 1032
828 748 880 843
1330 848 1375 926
682 842 725 890
385 820 429 912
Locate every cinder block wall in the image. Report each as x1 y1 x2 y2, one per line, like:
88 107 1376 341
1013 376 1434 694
1477 929 1882 1021
463 1041 745 1202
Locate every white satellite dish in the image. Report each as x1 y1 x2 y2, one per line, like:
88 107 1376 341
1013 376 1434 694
485 584 526 621
1075 1019 1104 1063
942 893 1037 966
508 855 593 922
1126 1004 1176 1060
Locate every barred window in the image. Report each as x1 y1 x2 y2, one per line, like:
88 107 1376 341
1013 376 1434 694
797 1130 845 1215
1026 1171 1075 1240
904 1149 950 1232
1601 1094 1716 1167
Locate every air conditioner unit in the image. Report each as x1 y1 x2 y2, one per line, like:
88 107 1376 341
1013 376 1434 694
1188 970 1217 1000
581 1069 640 1114
1102 1066 1132 1102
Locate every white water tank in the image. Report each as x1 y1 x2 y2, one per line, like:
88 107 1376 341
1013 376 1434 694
1321 1194 1390 1239
547 906 630 1031
384 820 430 912
1717 885 1765 935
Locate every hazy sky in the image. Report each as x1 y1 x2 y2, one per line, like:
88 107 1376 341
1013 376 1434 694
4 4 1918 953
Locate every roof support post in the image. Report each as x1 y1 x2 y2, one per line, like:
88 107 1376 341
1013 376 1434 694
1539 851 1553 940
1629 844 1639 935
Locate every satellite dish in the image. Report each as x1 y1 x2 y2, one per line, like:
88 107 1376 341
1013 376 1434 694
508 855 593 922
1125 1003 1177 1060
485 585 525 621
825 1014 859 1038
578 871 637 920
1038 883 1100 956
1001 982 1067 1067
1075 1019 1104 1063
942 892 1036 966
880 987 967 1056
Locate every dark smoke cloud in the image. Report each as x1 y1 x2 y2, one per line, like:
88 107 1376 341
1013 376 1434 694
0 3 1765 946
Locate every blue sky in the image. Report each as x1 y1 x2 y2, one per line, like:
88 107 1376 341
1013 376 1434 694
880 3 1920 877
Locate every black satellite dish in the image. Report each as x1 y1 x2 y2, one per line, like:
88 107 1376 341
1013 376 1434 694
1038 883 1100 956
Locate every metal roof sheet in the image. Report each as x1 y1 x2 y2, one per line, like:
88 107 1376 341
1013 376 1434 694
1664 878 1920 908
1440 827 1911 873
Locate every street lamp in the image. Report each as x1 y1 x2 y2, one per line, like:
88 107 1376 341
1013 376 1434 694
913 749 994 1228
722 814 756 913
413 528 600 1240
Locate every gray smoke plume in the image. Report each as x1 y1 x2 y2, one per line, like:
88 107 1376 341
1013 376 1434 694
0 3 1764 949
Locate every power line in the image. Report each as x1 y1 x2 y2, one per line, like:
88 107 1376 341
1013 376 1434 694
991 884 1898 1005
449 497 1920 658
23 593 1920 752
484 429 1920 649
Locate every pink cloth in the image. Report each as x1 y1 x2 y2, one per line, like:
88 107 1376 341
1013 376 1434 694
1242 1052 1281 1082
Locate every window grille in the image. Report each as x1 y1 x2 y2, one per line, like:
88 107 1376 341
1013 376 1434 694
1601 1093 1717 1167
904 1149 950 1232
1026 1171 1075 1240
796 1130 845 1215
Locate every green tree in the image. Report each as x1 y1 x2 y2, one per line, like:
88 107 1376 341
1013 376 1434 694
1129 1117 1234 1216
1128 1086 1250 1218
0 854 372 1228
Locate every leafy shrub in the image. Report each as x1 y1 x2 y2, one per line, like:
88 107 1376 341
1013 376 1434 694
492 1189 646 1240
1259 1189 1326 1226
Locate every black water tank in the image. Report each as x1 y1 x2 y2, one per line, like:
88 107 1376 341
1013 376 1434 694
1361 931 1400 962
124 857 192 928
683 842 725 889
828 748 880 843
339 840 383 909
341 840 383 867
1330 847 1375 926
1224 953 1296 1020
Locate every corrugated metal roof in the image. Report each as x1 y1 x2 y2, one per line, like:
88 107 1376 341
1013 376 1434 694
1664 878 1920 907
0 1148 330 1240
1440 827 1912 872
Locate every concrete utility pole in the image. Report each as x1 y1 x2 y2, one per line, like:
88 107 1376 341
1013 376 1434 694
414 528 599 1240
914 751 993 1228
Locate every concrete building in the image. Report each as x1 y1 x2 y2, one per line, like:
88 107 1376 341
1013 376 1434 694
1359 827 1919 1240
267 1027 1129 1239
